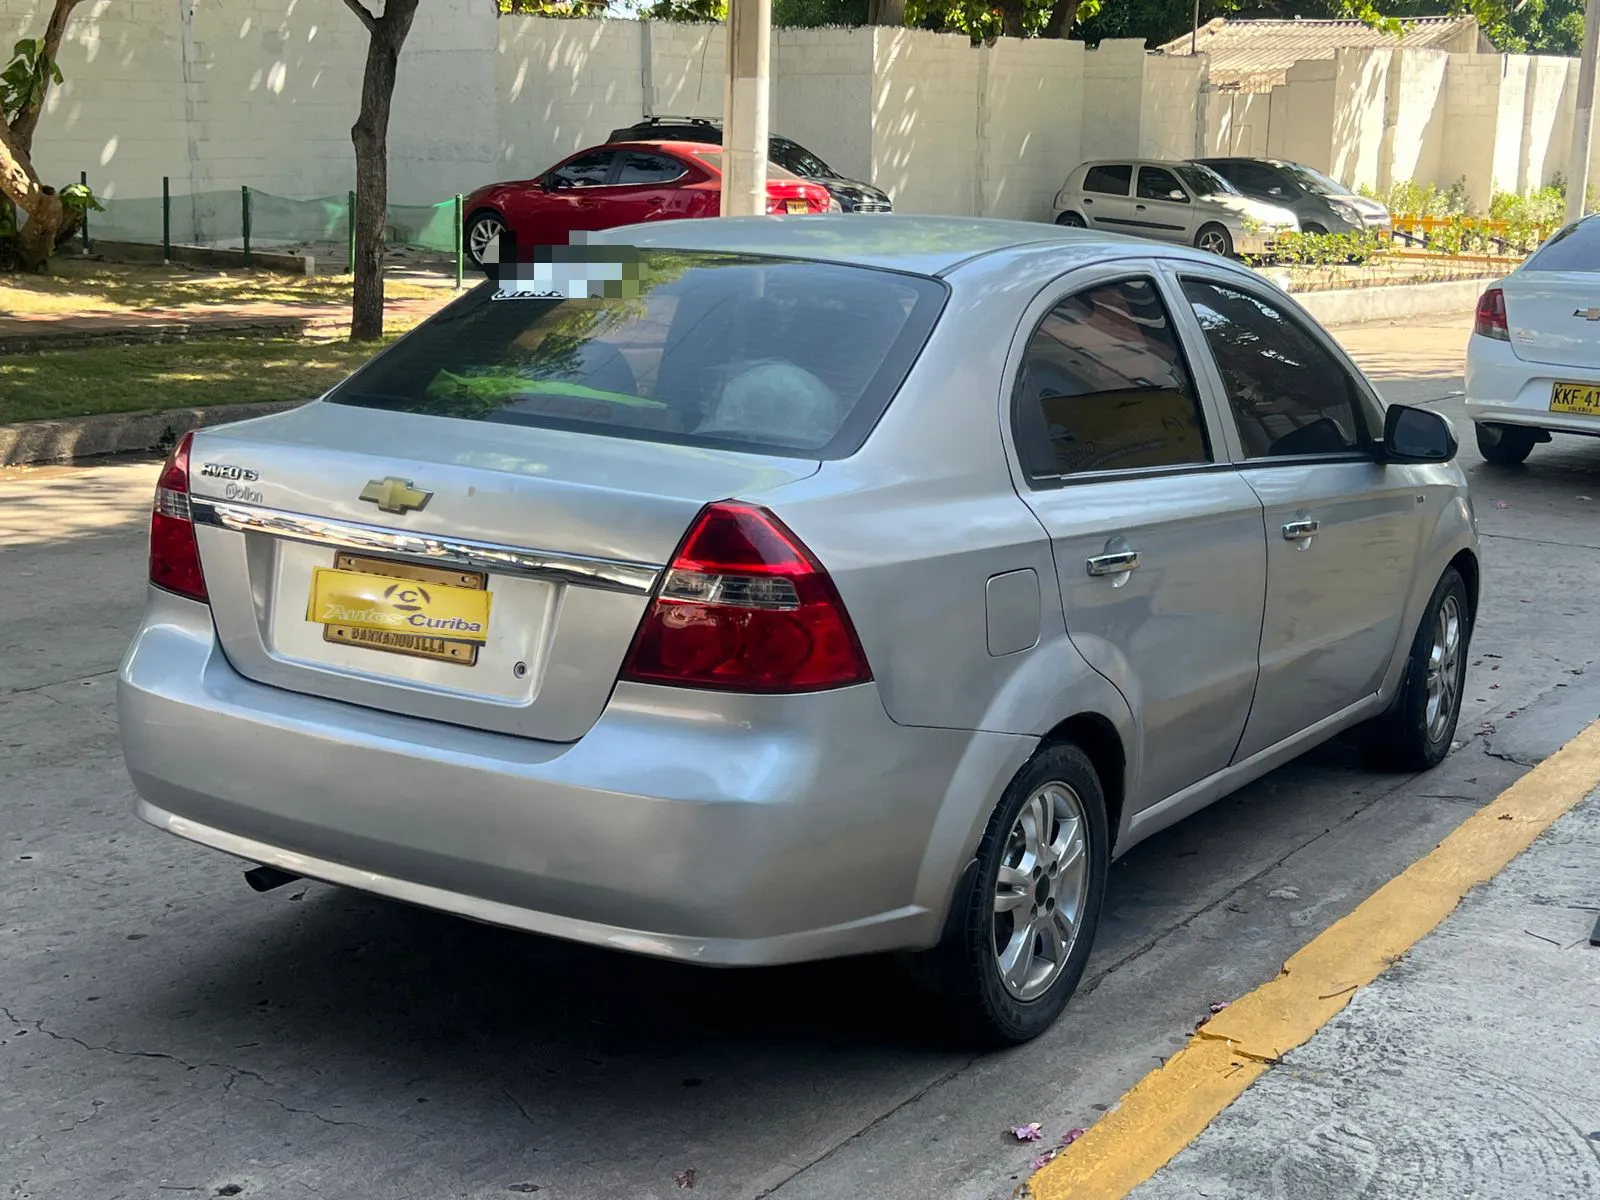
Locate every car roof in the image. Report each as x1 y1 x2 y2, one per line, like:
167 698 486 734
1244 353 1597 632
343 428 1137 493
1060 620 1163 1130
602 140 805 180
586 214 1205 277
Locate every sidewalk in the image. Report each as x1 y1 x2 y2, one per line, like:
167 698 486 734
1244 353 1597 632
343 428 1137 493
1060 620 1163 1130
1127 781 1600 1199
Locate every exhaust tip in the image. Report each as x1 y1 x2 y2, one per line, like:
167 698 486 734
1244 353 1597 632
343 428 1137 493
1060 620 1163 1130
244 865 302 893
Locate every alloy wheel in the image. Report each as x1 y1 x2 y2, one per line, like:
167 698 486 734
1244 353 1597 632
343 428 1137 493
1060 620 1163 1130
1425 594 1463 742
1198 228 1230 255
467 215 505 265
992 782 1091 1002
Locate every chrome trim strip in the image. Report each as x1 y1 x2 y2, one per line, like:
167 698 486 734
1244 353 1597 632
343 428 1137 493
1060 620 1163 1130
190 497 662 596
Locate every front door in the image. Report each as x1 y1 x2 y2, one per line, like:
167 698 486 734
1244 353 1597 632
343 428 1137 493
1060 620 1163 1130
1007 266 1267 811
1132 165 1196 246
1172 270 1425 760
528 149 619 244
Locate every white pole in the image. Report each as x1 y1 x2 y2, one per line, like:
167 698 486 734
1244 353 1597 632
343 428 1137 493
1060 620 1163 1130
721 0 770 217
1565 0 1599 224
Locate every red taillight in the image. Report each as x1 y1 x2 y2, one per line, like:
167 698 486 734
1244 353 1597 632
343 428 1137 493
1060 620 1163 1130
1474 287 1509 340
149 431 208 602
620 502 871 693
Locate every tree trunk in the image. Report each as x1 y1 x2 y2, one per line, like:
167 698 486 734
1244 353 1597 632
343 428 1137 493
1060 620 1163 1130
1041 0 1081 38
997 0 1027 37
344 0 420 343
867 0 905 25
11 0 88 156
0 121 64 272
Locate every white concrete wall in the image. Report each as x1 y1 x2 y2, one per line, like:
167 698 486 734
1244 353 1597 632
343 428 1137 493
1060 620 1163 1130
1141 52 1204 159
980 37 1083 220
1205 90 1270 158
6 0 1599 236
1330 47 1390 191
1385 48 1448 190
1080 39 1145 162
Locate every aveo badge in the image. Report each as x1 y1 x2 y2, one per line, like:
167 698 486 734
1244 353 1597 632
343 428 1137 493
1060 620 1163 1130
306 568 492 643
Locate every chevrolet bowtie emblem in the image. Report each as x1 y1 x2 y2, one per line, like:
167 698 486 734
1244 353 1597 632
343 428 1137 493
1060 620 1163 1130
359 477 432 515
1576 308 1600 321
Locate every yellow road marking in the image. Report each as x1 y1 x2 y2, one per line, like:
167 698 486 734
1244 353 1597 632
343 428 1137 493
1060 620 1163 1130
1027 718 1600 1200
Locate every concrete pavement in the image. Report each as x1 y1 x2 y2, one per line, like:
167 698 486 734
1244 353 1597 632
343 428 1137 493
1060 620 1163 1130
1126 778 1600 1200
4 314 1600 1200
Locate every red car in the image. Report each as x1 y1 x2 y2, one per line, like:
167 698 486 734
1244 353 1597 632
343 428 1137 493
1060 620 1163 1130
462 140 838 265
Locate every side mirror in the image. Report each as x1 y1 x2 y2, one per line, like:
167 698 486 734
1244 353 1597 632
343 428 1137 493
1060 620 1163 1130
1382 404 1457 463
1168 189 1187 202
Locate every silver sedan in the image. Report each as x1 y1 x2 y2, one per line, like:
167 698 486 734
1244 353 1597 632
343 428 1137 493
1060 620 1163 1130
118 217 1479 1046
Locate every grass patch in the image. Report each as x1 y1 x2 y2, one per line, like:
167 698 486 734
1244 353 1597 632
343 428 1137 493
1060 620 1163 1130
0 335 392 423
0 258 440 319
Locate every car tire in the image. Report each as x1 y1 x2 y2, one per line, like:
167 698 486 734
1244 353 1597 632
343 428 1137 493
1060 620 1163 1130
1195 223 1234 257
464 209 506 269
908 743 1110 1047
1055 212 1087 228
1364 567 1472 772
1303 222 1328 236
1475 422 1538 466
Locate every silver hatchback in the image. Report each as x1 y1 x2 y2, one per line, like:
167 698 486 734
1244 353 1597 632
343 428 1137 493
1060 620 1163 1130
119 217 1478 1045
1054 159 1300 257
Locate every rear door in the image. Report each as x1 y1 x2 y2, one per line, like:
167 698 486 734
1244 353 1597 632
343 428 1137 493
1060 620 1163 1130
1171 266 1425 761
1132 165 1196 245
1078 164 1134 232
1007 264 1267 810
1504 219 1600 381
606 148 695 225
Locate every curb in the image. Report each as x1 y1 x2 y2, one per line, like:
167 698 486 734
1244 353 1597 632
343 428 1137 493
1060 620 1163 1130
0 400 306 467
1287 278 1492 327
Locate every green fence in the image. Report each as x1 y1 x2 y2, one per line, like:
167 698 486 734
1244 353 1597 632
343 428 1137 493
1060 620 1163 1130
87 178 465 279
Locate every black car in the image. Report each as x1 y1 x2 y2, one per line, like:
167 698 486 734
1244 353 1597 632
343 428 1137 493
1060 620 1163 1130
605 116 892 213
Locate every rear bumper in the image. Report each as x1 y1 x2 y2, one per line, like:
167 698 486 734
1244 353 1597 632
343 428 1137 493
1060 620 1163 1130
119 588 1032 966
1464 334 1600 437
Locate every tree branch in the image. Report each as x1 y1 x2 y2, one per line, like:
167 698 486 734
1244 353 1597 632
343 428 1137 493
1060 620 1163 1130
10 0 89 154
340 0 379 34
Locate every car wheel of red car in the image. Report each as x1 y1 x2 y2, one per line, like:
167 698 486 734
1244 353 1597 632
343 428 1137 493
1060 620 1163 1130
465 210 506 268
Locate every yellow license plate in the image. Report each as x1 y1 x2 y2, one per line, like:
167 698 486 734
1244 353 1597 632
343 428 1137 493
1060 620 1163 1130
1551 382 1600 415
310 554 491 666
785 199 809 214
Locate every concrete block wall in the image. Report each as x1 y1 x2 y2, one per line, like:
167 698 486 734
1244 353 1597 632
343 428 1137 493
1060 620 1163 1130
1141 53 1203 159
869 27 980 214
773 28 874 184
1384 48 1448 191
1206 91 1271 159
1440 55 1503 208
978 38 1083 220
1080 39 1145 162
1330 47 1390 191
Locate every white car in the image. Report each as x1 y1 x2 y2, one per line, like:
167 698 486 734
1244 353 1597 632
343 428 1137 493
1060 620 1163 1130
1466 214 1600 464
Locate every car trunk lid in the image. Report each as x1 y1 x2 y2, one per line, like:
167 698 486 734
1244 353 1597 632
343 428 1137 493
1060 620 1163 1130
1505 273 1600 370
190 403 820 742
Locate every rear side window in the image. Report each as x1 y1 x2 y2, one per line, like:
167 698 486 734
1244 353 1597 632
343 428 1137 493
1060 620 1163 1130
1180 278 1366 458
1083 165 1132 196
327 253 947 459
1229 162 1288 195
1525 218 1600 272
1012 276 1211 479
615 151 687 186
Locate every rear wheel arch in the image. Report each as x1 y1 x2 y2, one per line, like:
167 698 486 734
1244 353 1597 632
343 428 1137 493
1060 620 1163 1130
1039 712 1126 848
1449 548 1480 626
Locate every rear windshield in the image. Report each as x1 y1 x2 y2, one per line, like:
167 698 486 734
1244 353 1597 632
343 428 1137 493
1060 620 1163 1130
1525 217 1600 272
326 251 947 458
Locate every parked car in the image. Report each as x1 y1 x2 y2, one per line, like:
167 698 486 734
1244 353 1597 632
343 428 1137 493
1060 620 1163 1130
119 216 1476 1047
1052 159 1298 257
1466 213 1600 465
460 140 836 266
1194 157 1393 236
607 116 893 213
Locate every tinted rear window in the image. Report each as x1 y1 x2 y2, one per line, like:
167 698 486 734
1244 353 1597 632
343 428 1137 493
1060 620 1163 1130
1083 165 1132 196
326 252 947 458
1525 218 1600 272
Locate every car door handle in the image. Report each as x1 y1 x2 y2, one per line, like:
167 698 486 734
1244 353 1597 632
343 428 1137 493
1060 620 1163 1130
1135 203 1148 210
1086 550 1140 577
1083 197 1094 205
1282 518 1320 540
